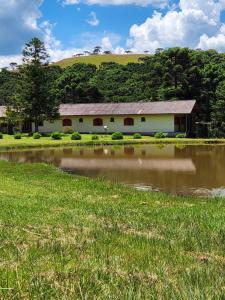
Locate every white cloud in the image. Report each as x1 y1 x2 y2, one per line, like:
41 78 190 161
0 0 43 56
87 11 100 26
128 0 225 53
0 0 47 67
62 0 79 4
62 0 168 8
0 55 22 69
3 0 225 68
101 37 113 50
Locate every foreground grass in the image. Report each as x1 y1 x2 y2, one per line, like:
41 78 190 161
55 54 148 68
0 161 224 298
0 134 225 151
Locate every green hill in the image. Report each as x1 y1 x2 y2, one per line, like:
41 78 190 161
55 54 149 68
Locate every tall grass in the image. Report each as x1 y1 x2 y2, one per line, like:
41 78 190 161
0 160 224 298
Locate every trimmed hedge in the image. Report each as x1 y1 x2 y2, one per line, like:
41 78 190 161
112 132 123 140
51 132 62 140
33 132 42 139
71 132 82 140
133 133 142 139
14 133 22 140
176 133 187 138
154 132 168 139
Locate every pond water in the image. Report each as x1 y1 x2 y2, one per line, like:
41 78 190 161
1 144 225 196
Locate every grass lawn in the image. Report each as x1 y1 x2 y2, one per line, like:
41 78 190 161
0 134 225 151
0 160 224 298
55 54 148 68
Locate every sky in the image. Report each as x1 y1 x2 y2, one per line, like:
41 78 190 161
1 0 225 67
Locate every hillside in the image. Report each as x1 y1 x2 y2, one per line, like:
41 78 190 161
55 54 149 68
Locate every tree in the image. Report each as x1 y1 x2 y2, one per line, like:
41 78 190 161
22 37 49 65
0 68 19 105
9 62 18 71
84 51 91 56
210 81 225 137
55 63 102 103
9 38 59 132
93 46 102 55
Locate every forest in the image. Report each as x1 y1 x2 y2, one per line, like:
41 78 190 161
1 45 225 137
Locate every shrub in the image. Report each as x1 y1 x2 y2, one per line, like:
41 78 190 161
14 133 22 140
33 132 41 139
92 134 99 141
51 132 62 140
176 133 186 139
71 132 82 140
133 133 142 139
154 132 168 139
112 132 123 140
0 132 3 139
41 132 52 137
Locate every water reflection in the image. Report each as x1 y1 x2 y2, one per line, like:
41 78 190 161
1 144 225 196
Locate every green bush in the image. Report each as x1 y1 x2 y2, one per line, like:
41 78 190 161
92 134 99 141
133 133 142 139
51 132 62 140
112 132 123 140
154 132 168 139
33 132 42 139
71 132 82 140
0 132 3 139
41 132 52 137
176 133 186 138
14 133 22 140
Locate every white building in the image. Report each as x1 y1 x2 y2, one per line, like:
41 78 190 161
0 100 196 134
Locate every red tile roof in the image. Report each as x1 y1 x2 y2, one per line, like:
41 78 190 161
59 100 196 116
0 100 196 118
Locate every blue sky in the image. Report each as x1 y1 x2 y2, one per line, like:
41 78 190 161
1 0 225 67
40 1 160 50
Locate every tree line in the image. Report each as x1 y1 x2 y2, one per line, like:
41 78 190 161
1 38 225 136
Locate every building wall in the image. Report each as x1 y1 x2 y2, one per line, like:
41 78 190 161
34 114 176 134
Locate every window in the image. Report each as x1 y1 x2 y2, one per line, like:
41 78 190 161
93 118 103 126
124 146 135 155
38 121 44 127
110 117 115 123
175 116 186 132
79 118 83 123
63 119 72 127
141 117 146 122
124 118 134 126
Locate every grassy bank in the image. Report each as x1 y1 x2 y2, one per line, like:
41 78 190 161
0 160 224 298
0 134 225 151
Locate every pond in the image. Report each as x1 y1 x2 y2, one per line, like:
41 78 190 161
1 144 225 196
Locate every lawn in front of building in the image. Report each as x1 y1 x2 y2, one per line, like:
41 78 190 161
0 133 225 151
0 160 224 298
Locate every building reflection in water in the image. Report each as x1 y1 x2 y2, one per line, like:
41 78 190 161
1 144 225 196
